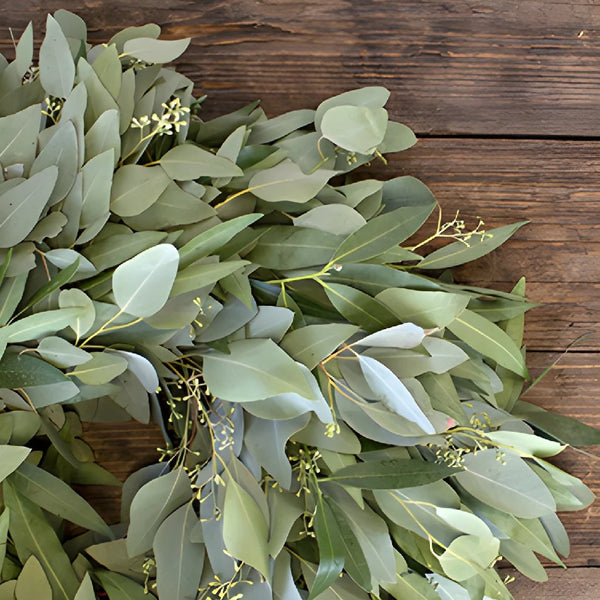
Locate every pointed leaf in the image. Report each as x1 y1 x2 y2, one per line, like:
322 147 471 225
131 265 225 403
39 16 75 97
160 143 243 180
222 478 270 579
10 462 112 536
126 467 192 556
356 323 425 348
446 309 527 377
123 36 190 63
15 556 52 600
327 458 458 489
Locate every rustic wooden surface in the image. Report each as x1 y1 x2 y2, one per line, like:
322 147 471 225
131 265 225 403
2 1 599 597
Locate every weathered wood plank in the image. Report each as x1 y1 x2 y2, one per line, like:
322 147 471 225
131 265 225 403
370 138 600 352
3 0 600 137
504 567 600 599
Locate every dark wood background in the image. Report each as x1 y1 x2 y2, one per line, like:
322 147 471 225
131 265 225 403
1 1 599 597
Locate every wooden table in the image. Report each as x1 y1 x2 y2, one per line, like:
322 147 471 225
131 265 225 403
1 1 598 597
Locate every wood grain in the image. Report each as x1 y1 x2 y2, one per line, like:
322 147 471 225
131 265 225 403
0 0 597 592
4 0 600 137
505 567 600 599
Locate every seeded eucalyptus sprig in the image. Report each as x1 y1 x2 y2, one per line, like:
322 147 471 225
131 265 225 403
0 10 598 600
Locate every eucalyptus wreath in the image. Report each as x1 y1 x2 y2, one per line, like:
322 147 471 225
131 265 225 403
0 10 597 600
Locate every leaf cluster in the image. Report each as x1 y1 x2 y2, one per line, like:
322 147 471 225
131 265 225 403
0 10 597 600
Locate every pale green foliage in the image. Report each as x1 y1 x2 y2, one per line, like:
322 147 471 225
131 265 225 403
0 10 595 600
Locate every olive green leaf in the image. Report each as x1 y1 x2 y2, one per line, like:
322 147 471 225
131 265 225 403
4 308 84 343
112 243 179 317
293 204 367 236
0 104 41 170
73 574 96 600
171 259 248 297
37 337 91 368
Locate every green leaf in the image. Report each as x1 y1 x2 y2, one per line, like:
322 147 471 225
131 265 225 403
171 259 248 297
81 149 114 227
358 355 435 434
82 231 167 272
10 462 112 537
0 508 9 571
18 256 80 314
248 109 315 144
15 556 52 600
418 222 528 270
153 503 204 600
0 446 30 483
126 467 192 556
4 308 83 343
203 338 314 402
93 571 148 600
58 288 95 338
222 477 270 579
273 551 303 600
245 414 309 488
3 480 79 600
0 104 40 170
74 573 96 600
315 87 390 128
446 309 527 377
378 121 417 153
249 226 343 270
280 323 359 370
110 165 171 217
248 159 334 203
159 143 243 181
69 352 128 385
356 323 425 349
321 282 396 333
513 401 600 447
123 36 191 63
267 491 303 557
331 203 435 264
327 458 458 489
31 121 79 205
37 337 91 368
293 204 367 236
39 16 75 97
376 288 469 329
179 214 262 268
309 490 344 600
0 167 59 248
324 496 371 591
112 243 179 317
321 105 388 154
454 449 555 518
0 353 69 387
